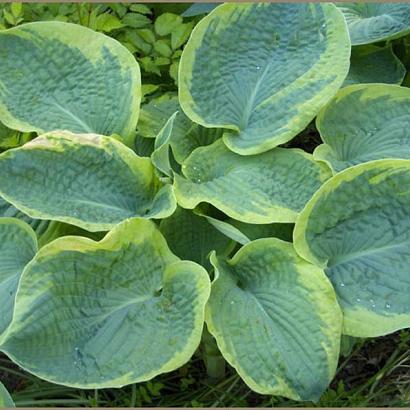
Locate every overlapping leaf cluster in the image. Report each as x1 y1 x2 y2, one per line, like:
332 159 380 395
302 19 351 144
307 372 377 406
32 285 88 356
0 3 410 403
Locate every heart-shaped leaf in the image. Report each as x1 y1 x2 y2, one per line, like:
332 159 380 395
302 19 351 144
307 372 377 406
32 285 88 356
294 159 410 337
206 239 342 401
0 22 141 144
1 218 210 388
179 3 350 154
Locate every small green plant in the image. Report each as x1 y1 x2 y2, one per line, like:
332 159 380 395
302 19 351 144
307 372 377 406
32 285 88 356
0 2 409 404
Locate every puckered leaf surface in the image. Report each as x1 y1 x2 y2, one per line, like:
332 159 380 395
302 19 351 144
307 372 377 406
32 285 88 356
294 160 410 337
0 131 176 232
1 218 210 388
174 140 331 224
338 3 410 45
0 218 37 341
206 239 342 401
0 22 141 142
314 84 410 173
179 3 350 154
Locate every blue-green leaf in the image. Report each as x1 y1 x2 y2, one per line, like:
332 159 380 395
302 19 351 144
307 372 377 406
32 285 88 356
0 22 141 144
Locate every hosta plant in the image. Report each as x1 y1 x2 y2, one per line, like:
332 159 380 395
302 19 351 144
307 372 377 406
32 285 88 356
0 2 409 403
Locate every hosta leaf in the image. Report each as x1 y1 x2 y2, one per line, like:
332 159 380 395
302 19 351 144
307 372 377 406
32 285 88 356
344 45 405 87
0 218 37 341
193 211 251 246
206 239 342 401
160 208 234 270
181 3 218 17
151 112 178 178
0 22 141 143
173 122 221 165
137 94 222 163
0 197 50 237
338 3 410 45
230 221 294 243
0 382 14 408
179 3 350 155
197 213 294 245
174 140 331 224
0 131 176 232
314 84 410 173
1 218 210 388
294 160 410 337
